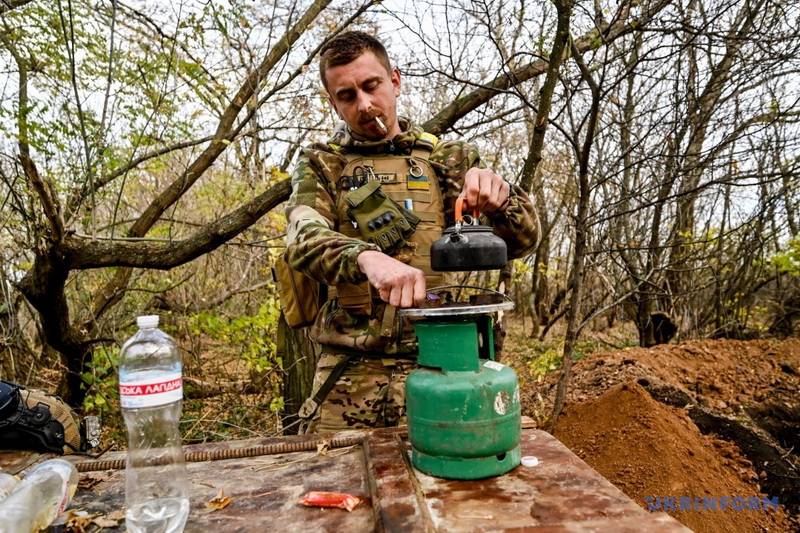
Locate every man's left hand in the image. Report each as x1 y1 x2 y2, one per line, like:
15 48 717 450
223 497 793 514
461 167 510 214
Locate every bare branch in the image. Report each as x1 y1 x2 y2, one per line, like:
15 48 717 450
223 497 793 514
518 0 573 193
65 179 291 269
127 0 332 240
0 29 65 243
422 0 672 136
20 155 65 243
57 0 96 223
85 0 333 323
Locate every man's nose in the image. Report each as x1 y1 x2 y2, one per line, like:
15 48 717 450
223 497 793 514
356 90 373 115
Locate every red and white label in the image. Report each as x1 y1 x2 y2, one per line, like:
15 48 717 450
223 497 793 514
119 372 183 408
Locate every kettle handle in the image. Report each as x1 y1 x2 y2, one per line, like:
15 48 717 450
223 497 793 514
455 196 480 223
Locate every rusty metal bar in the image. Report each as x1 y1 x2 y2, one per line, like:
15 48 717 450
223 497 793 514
74 419 536 472
75 435 364 472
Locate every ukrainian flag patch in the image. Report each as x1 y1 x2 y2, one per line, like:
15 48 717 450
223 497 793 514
407 174 430 190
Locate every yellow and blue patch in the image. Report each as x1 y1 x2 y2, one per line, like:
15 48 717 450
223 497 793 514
407 174 430 190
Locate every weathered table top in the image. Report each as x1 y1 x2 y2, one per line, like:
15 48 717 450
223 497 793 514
5 424 690 532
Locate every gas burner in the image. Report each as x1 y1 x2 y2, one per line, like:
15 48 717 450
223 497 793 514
398 300 514 318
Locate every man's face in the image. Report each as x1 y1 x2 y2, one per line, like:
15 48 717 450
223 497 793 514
324 51 401 140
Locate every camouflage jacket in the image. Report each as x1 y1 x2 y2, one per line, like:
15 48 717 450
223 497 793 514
284 118 539 352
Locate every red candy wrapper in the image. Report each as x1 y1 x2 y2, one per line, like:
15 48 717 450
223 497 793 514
298 491 362 512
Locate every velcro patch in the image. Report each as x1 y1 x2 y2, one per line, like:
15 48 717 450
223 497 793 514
374 172 398 184
407 174 430 190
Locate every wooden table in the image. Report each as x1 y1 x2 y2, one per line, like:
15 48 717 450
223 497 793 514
5 423 690 532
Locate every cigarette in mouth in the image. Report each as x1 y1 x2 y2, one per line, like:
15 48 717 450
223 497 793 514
374 117 387 134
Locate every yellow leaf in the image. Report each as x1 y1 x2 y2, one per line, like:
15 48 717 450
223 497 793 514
206 488 232 510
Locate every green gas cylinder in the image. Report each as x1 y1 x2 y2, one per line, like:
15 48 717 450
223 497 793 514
405 314 521 479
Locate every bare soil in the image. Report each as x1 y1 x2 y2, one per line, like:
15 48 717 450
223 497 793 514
553 338 800 419
554 382 792 533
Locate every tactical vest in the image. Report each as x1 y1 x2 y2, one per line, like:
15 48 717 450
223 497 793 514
329 135 446 317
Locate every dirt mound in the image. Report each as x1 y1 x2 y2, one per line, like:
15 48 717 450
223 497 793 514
561 338 798 403
545 338 800 452
554 382 792 533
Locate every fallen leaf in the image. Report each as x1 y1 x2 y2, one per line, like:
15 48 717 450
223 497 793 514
77 474 105 491
65 510 96 533
206 488 232 510
92 515 120 528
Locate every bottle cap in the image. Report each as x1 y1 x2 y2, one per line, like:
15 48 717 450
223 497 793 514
136 315 159 329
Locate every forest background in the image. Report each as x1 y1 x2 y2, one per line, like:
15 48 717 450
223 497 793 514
1 0 799 443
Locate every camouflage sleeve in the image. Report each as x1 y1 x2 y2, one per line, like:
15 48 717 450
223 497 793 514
429 140 540 259
284 148 379 285
484 183 540 259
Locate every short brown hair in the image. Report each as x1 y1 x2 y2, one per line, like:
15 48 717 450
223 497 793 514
319 31 392 89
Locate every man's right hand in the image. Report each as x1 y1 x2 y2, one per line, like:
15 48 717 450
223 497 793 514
356 250 426 308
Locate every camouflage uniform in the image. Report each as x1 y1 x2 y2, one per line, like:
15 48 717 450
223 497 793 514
285 118 539 432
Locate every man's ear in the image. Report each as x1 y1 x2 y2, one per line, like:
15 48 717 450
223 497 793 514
391 67 401 97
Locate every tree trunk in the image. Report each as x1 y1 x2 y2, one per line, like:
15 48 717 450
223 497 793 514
530 232 551 337
0 295 34 381
517 0 573 193
16 249 92 406
277 313 319 435
714 182 732 334
547 36 598 431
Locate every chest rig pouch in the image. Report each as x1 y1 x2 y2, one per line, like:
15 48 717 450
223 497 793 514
345 181 420 253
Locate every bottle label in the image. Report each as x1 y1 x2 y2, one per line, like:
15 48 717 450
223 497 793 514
119 372 183 408
57 473 70 513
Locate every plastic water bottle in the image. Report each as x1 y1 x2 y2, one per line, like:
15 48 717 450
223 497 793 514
119 315 189 533
0 459 78 532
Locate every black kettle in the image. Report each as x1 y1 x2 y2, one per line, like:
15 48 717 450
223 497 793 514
431 197 507 271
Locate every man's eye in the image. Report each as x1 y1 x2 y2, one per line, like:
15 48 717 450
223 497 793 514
365 81 378 91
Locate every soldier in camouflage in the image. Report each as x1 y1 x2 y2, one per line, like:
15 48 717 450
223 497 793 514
285 31 539 432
